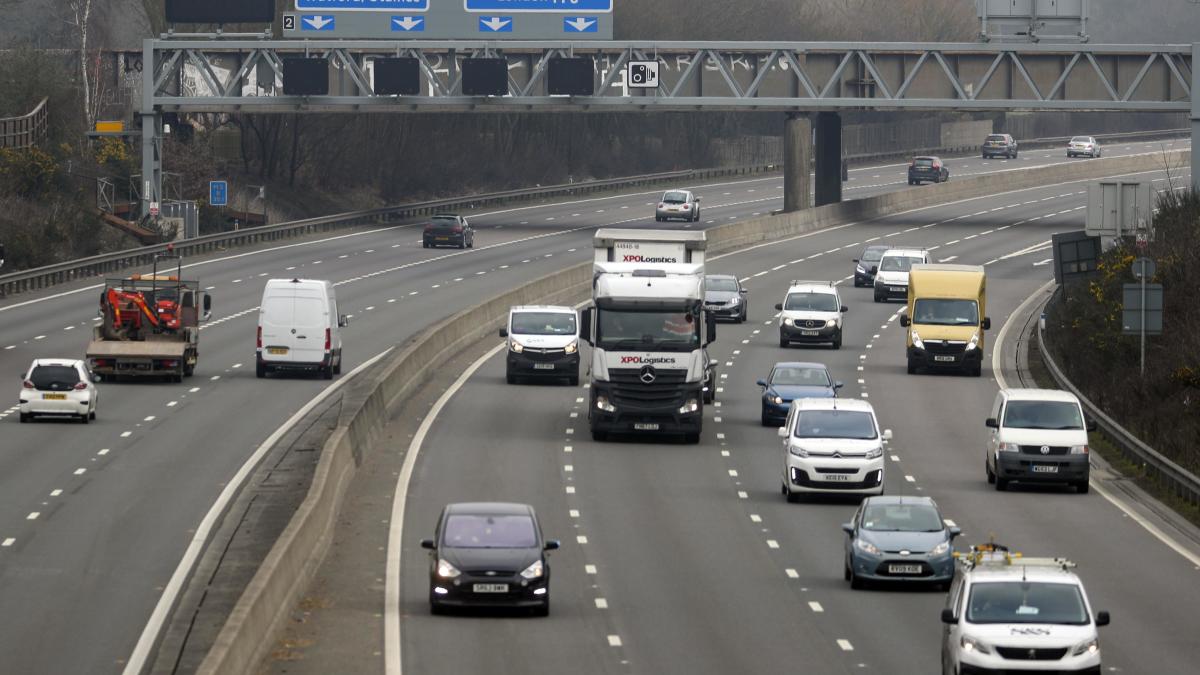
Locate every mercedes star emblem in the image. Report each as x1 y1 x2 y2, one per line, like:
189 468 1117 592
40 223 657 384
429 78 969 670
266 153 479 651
639 365 657 384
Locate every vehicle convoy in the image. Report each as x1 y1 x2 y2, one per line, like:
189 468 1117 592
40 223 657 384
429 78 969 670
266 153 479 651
19 359 99 424
899 264 991 376
981 133 1019 159
776 281 848 349
257 278 348 379
582 229 717 443
499 305 580 385
86 254 211 382
779 397 891 500
842 496 960 590
942 543 1110 675
873 247 931 303
985 388 1097 493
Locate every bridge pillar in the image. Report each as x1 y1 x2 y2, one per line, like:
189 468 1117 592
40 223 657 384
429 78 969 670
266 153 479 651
1193 43 1199 191
814 112 843 206
784 112 812 212
140 39 162 222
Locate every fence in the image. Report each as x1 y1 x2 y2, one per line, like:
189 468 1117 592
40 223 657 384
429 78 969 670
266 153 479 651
0 98 48 149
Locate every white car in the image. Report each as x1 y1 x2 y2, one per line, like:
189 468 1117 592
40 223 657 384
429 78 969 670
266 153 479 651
654 190 701 222
779 398 890 500
19 359 99 424
873 248 931 303
775 281 847 349
1066 136 1101 158
942 544 1109 675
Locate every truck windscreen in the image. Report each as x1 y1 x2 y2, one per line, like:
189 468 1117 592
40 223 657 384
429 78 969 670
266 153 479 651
596 309 700 351
912 299 979 326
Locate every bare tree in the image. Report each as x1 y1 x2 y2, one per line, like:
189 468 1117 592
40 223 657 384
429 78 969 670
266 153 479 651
62 0 96 127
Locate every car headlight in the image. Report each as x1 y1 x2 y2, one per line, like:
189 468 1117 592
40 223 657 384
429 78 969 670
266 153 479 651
855 538 880 555
998 442 1020 453
729 296 740 306
825 319 837 328
788 444 808 458
564 341 578 354
595 395 615 412
1072 637 1099 657
520 559 544 580
964 333 980 352
783 318 794 327
910 330 924 350
961 635 991 655
856 265 866 274
930 540 951 556
436 559 461 579
509 340 524 353
865 446 883 459
1069 445 1089 455
679 398 699 414
770 395 784 405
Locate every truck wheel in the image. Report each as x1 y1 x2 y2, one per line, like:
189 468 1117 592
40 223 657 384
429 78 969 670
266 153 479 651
971 363 982 377
184 364 194 377
173 372 183 383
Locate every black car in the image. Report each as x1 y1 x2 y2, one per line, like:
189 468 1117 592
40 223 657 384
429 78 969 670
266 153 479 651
852 244 891 287
981 133 1018 159
907 156 949 185
423 214 474 249
421 502 559 616
704 274 748 323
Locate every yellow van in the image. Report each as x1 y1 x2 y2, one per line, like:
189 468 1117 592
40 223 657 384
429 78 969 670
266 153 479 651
899 264 991 377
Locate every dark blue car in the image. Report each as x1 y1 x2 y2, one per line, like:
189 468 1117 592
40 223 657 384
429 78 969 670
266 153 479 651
756 361 841 426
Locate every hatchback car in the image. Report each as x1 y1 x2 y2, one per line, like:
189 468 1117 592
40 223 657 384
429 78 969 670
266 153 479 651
704 274 748 323
981 134 1018 159
853 244 891 287
421 502 560 616
842 496 960 590
655 190 700 222
1067 136 1101 158
908 156 949 184
779 398 891 500
19 359 99 423
423 214 474 249
757 361 841 426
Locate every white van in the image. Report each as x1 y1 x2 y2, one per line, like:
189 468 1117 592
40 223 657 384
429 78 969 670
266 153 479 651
872 248 931 303
499 305 580 385
985 388 1095 493
256 279 348 379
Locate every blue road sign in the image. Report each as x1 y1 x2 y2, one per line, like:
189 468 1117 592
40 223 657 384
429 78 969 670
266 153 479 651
209 181 228 207
392 15 425 31
301 15 336 31
563 16 598 32
478 16 513 32
298 0 429 9
466 0 611 11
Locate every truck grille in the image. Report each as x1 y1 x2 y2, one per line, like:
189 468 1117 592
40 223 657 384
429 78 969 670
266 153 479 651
995 646 1069 661
922 340 966 356
608 368 689 408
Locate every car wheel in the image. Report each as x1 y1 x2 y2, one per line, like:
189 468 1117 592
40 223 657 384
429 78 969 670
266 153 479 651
655 216 662 222
1076 479 1090 494
19 412 29 423
684 432 701 444
459 240 466 250
90 409 96 421
907 357 917 375
506 372 517 385
430 601 445 616
981 153 987 159
256 362 266 379
568 374 579 387
80 412 89 424
422 240 429 248
844 558 852 581
986 459 996 484
995 476 1009 492
761 409 771 427
779 334 788 349
849 567 865 590
591 429 607 442
532 600 550 617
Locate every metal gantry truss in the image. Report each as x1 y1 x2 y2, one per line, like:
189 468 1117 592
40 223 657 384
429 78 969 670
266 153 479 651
144 39 1193 113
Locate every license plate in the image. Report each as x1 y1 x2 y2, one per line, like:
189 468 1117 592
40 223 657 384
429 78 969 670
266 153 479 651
267 347 288 355
801 330 820 336
824 474 851 481
42 393 67 400
473 584 508 593
934 355 956 362
888 564 923 574
890 286 905 292
436 237 449 241
1032 464 1059 473
633 423 659 431
533 363 555 370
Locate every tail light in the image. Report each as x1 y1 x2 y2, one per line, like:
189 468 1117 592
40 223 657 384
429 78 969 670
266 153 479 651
22 380 34 389
325 328 332 351
257 325 262 349
452 225 463 233
73 382 88 391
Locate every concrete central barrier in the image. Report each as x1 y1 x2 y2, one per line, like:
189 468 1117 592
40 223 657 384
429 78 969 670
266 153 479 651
195 148 1188 675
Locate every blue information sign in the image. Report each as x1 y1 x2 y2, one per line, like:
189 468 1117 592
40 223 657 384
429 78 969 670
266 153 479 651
297 0 429 10
563 16 597 32
478 16 513 32
465 0 611 12
209 181 228 207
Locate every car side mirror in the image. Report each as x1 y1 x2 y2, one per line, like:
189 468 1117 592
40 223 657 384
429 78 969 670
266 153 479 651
1086 419 1098 432
982 317 991 330
774 303 783 311
1095 611 1110 627
949 526 962 539
777 426 788 438
833 381 844 390
900 315 910 327
756 379 768 387
941 608 958 625
870 265 878 274
544 539 561 551
882 429 893 441
499 328 508 338
840 305 848 313
841 523 854 534
338 314 350 328
739 288 748 294
985 418 998 428
420 538 436 550
852 258 859 263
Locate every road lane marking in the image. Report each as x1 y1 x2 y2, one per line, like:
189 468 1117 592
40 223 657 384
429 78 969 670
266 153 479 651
595 598 608 609
585 564 597 574
809 601 824 612
607 635 623 647
577 535 589 544
838 639 854 651
786 568 799 578
27 512 39 520
767 540 780 549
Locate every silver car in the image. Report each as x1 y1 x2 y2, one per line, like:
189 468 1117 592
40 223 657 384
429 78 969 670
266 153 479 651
655 190 700 222
1067 136 1101 158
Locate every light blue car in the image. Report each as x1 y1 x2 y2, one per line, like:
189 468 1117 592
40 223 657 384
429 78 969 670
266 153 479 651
842 496 960 590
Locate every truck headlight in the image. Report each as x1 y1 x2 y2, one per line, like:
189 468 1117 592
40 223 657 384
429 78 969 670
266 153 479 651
436 559 461 579
855 538 880 555
679 398 699 414
595 395 615 412
964 333 980 352
509 340 524 353
1072 637 1099 656
564 341 577 354
998 442 1020 453
1069 445 1089 455
961 635 991 654
519 559 544 580
783 318 794 327
910 330 924 350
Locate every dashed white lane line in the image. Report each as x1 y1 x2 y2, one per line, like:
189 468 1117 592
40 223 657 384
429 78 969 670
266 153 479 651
189 387 200 393
607 635 623 647
166 401 178 407
34 335 45 340
143 416 156 422
565 486 576 494
564 465 574 473
1 538 14 547
890 454 901 462
74 468 86 475
210 376 220 381
50 489 63 496
585 564 598 575
98 449 110 456
750 514 762 523
563 445 573 453
120 431 132 438
809 601 825 613
767 539 780 549
785 568 799 578
727 469 738 477
26 512 39 520
576 535 588 544
4 346 13 350
738 491 749 499
905 475 917 482
594 598 609 609
838 639 855 651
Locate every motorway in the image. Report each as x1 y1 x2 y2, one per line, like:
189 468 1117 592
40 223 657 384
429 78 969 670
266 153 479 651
254 147 1200 673
0 138 1190 674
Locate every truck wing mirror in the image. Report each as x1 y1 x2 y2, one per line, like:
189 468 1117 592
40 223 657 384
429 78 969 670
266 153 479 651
420 538 436 550
1095 611 1110 627
899 315 910 327
580 308 593 346
202 294 213 322
840 305 848 313
982 317 991 330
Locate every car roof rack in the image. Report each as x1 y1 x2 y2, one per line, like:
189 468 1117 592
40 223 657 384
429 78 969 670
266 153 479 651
787 280 836 288
954 540 1076 572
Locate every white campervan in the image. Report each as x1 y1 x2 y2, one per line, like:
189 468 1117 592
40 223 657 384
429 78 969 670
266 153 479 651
256 279 348 379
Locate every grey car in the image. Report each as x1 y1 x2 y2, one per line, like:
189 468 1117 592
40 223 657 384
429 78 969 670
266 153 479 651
704 274 747 322
842 496 960 590
981 133 1018 159
655 190 700 222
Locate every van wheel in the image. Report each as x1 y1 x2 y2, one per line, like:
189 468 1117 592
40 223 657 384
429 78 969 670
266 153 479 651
970 363 982 377
506 372 517 385
831 332 842 350
256 363 266 379
19 412 29 423
568 374 579 387
779 335 788 349
986 460 996 484
323 365 334 380
80 413 89 424
906 358 917 375
995 477 1009 492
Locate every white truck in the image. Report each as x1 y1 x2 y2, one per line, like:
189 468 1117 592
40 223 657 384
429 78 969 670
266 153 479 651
581 229 717 444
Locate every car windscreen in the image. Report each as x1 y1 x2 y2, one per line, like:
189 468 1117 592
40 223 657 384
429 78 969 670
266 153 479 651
861 503 944 532
913 158 935 166
442 514 538 549
912 299 979 326
784 292 838 312
511 312 576 336
879 256 921 272
662 191 688 203
771 366 830 387
30 365 81 390
596 309 699 350
860 247 888 262
706 278 739 292
1003 400 1084 430
793 410 877 440
967 582 1089 625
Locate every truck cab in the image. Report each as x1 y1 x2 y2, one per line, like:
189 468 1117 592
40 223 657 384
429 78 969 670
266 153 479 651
900 264 990 377
582 229 716 444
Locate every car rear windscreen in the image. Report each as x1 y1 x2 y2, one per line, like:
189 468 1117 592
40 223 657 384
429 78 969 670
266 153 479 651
662 192 688 203
986 135 1006 142
443 514 538 548
914 158 934 166
31 365 80 389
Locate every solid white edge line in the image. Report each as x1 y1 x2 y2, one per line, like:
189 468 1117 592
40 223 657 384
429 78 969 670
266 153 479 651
121 347 394 675
385 342 507 675
994 280 1200 569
